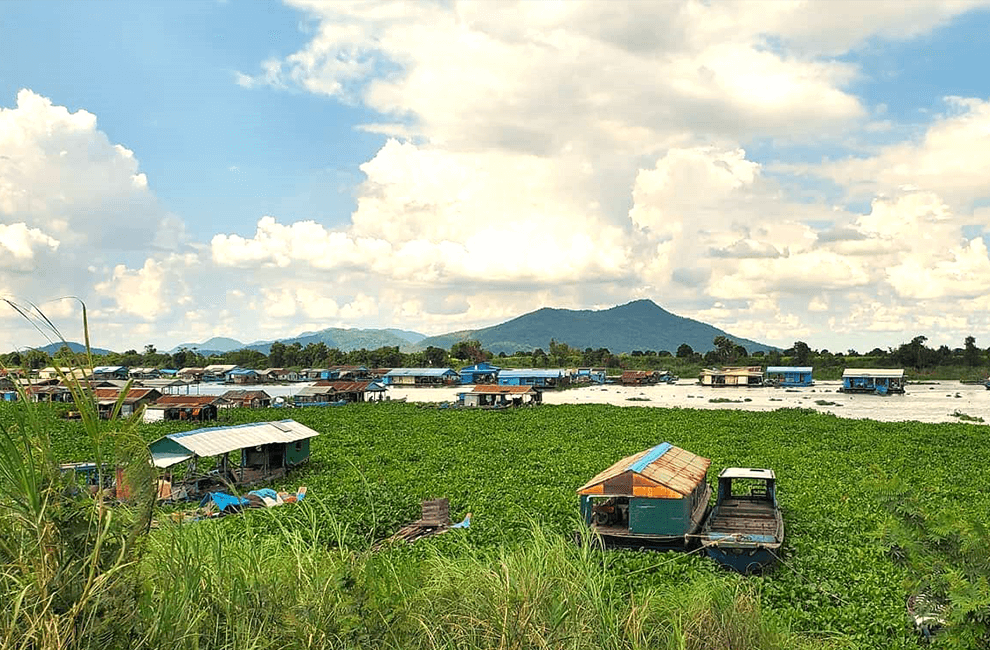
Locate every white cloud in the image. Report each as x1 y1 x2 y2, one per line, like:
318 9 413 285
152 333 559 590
0 222 59 269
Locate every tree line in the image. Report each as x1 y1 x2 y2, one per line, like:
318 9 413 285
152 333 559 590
2 334 988 375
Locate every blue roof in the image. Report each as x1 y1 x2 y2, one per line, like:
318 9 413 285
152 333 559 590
766 366 813 373
227 368 258 375
385 367 458 377
460 362 500 373
498 369 565 378
627 442 672 473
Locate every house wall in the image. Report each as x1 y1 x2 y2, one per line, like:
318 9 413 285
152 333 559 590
285 439 310 466
628 496 690 536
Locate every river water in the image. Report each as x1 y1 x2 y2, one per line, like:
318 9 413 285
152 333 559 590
193 380 990 425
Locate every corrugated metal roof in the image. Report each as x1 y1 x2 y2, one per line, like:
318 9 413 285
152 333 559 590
93 366 126 373
204 364 238 373
841 368 904 378
385 368 458 377
470 385 536 394
149 395 225 408
311 381 386 392
227 368 258 375
150 419 319 467
577 442 710 498
92 388 159 404
766 366 813 373
497 369 566 378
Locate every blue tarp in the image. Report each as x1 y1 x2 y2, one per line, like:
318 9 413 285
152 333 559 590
200 492 250 511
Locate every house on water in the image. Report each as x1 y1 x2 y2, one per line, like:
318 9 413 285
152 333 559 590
458 385 541 408
92 388 162 418
144 395 226 422
220 389 273 408
313 380 387 402
382 368 460 386
202 364 238 382
699 366 764 387
459 362 500 384
149 419 319 488
573 368 607 384
227 368 260 384
93 366 129 381
765 366 814 387
497 369 569 388
577 442 712 549
840 369 905 395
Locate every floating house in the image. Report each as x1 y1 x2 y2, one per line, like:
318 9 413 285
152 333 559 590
24 385 72 403
144 395 226 422
296 381 387 404
227 368 259 384
93 366 129 381
618 370 675 386
840 369 905 395
457 385 541 408
149 419 319 487
572 368 607 384
129 367 161 380
699 366 764 388
220 389 273 408
577 442 712 549
202 364 238 382
177 367 205 381
327 366 370 381
92 387 162 418
459 362 500 385
497 369 569 388
382 368 460 386
765 366 814 387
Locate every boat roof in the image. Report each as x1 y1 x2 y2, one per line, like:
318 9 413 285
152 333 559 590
841 368 904 378
719 467 775 480
766 366 813 373
577 442 710 498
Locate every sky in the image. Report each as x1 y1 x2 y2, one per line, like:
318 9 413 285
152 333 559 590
2 0 990 354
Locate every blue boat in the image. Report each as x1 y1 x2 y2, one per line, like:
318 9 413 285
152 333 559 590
701 468 784 574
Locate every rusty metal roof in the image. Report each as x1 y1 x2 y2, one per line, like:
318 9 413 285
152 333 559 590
92 388 160 404
310 381 385 392
577 442 710 498
150 395 226 408
149 419 319 468
470 385 537 395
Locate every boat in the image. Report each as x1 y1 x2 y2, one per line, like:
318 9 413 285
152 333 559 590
576 442 712 550
701 467 784 573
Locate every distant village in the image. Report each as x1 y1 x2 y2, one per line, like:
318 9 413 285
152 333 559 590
0 357 940 418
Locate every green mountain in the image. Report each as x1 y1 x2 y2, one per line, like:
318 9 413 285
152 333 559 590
172 329 425 356
413 299 775 355
171 337 245 354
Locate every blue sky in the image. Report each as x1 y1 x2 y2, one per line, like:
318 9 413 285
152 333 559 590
2 1 990 352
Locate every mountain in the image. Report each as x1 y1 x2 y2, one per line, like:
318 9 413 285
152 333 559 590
413 300 775 355
171 337 245 354
34 341 113 356
173 328 426 356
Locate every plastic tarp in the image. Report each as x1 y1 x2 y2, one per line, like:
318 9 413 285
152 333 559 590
200 492 250 511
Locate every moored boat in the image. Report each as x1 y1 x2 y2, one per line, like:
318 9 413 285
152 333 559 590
701 467 783 573
577 442 711 550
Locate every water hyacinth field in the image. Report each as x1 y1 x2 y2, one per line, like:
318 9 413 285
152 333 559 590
5 401 990 648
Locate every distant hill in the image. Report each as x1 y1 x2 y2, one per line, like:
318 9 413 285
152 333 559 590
34 341 113 356
413 299 775 355
173 328 426 356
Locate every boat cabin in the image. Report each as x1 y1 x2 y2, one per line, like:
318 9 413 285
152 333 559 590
702 467 784 573
577 442 711 548
457 384 541 407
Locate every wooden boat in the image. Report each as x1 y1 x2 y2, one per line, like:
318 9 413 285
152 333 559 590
577 442 711 550
701 468 783 573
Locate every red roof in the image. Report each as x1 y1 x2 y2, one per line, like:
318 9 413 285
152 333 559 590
312 381 381 392
153 395 225 407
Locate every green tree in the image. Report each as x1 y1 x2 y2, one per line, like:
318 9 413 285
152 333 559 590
450 340 486 364
423 346 449 367
676 343 694 359
964 336 979 367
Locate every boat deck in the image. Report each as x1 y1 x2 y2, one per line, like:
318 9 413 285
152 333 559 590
707 498 780 537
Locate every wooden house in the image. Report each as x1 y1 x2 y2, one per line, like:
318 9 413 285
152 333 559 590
149 419 318 488
577 442 712 548
202 364 238 382
226 368 259 384
382 368 460 386
699 366 764 387
765 366 814 387
92 366 129 381
458 384 541 407
177 367 205 381
92 387 162 418
840 369 905 395
144 395 226 422
220 389 273 408
497 369 569 388
458 362 500 385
